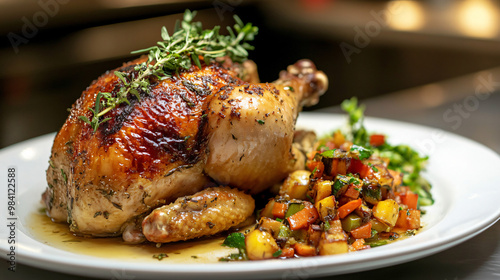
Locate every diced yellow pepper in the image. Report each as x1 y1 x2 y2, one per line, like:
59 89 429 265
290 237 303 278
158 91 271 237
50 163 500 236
314 195 336 222
245 229 280 260
314 180 333 202
373 199 399 227
279 170 311 200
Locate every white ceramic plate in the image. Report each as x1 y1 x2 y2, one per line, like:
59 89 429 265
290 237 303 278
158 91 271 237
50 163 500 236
1 113 500 279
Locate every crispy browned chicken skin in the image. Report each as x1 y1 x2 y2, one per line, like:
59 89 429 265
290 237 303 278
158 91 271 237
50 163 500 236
43 57 327 238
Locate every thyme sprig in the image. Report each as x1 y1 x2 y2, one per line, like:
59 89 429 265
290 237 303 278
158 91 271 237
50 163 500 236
79 10 258 131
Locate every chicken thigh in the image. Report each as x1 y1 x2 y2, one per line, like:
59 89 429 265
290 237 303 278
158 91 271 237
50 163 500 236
43 58 328 238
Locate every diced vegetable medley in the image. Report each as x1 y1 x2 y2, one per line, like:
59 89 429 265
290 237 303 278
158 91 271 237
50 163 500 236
220 98 432 260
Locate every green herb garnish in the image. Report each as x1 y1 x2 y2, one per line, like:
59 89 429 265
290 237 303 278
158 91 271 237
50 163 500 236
350 145 373 161
341 97 368 146
272 250 283 257
320 149 336 158
341 97 434 206
80 10 258 131
220 232 248 261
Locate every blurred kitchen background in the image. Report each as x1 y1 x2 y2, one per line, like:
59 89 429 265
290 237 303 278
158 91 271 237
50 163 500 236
1 0 499 152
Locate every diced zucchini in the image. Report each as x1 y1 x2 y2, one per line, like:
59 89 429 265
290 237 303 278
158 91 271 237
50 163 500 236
245 229 280 260
277 224 291 238
285 203 304 218
341 213 362 232
365 240 388 248
290 229 308 242
362 184 382 204
370 219 391 232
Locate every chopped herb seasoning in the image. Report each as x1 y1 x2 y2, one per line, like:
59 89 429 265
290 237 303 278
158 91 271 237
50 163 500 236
153 253 168 260
60 169 67 183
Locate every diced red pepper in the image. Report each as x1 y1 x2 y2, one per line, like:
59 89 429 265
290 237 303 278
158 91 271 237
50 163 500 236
325 141 336 150
350 222 372 239
348 159 373 179
370 134 385 147
395 209 421 230
344 184 360 199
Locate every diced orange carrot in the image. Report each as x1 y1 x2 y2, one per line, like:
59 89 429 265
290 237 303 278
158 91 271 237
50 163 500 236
294 243 316 256
336 159 348 175
272 202 288 219
279 247 295 258
370 134 385 147
288 207 319 230
400 192 419 209
307 160 324 179
350 222 372 239
344 184 360 199
333 130 345 147
307 150 319 161
350 238 370 251
338 198 362 219
328 159 339 177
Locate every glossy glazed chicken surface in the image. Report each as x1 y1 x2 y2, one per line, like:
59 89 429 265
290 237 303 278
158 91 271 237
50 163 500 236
43 58 328 240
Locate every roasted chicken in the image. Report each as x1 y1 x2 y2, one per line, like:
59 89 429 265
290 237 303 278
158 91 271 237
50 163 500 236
43 57 328 241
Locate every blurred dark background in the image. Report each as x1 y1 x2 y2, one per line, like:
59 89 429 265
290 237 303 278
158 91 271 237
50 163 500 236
1 0 500 148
